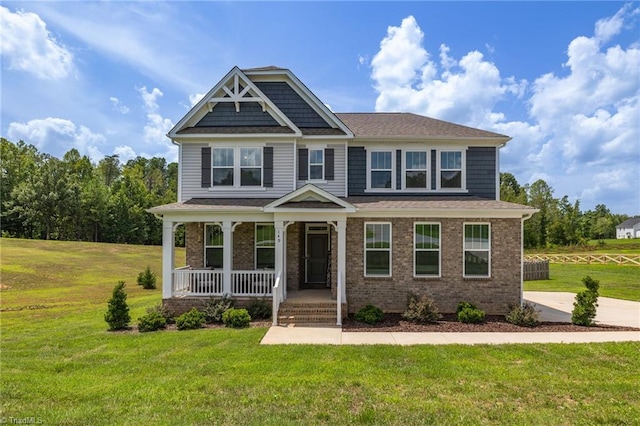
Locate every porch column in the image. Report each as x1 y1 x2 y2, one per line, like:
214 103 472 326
337 219 347 325
162 219 175 299
222 221 233 296
274 220 285 291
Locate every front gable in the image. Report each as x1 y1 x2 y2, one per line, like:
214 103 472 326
264 184 356 213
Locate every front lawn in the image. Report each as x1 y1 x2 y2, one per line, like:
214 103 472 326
1 238 639 424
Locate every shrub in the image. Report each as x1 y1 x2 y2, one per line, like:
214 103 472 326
402 293 442 324
222 308 252 328
571 276 600 326
354 304 384 325
146 303 175 324
456 302 485 324
175 308 205 330
247 299 272 320
137 266 157 289
202 296 234 324
137 312 167 332
505 302 540 327
104 281 130 331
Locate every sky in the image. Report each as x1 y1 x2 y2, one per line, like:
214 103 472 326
1 1 639 215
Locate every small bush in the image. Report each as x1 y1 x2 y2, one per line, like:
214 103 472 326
247 299 272 320
137 266 157 289
354 304 384 325
456 302 485 324
572 275 600 326
202 296 234 323
137 312 167 332
146 303 175 324
222 308 251 328
175 308 205 330
104 281 130 331
402 293 442 324
505 302 540 327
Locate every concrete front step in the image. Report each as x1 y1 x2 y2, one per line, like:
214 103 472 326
277 314 338 325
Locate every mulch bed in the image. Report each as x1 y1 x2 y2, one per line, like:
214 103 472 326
342 314 639 333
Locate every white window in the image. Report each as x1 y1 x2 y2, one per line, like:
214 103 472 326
438 150 464 190
404 151 428 189
464 223 490 277
414 223 440 276
364 222 391 276
212 148 234 186
255 223 275 269
309 149 324 180
211 147 262 188
204 224 223 268
368 151 394 190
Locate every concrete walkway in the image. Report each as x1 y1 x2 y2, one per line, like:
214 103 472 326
261 292 640 345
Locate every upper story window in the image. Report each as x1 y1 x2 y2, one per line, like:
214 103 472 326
438 150 464 190
309 149 324 180
368 150 394 190
210 146 262 188
404 151 428 189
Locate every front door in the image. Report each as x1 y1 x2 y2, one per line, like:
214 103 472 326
305 228 329 288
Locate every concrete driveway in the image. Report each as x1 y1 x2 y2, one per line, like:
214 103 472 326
523 291 640 328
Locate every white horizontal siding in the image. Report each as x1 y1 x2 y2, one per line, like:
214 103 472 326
180 142 294 201
296 142 346 197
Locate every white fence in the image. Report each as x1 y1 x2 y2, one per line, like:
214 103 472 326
172 268 275 297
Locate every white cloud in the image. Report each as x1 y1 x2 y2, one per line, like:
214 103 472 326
189 93 205 107
113 145 137 162
370 8 639 213
109 97 130 114
137 86 174 145
0 6 74 79
7 117 105 161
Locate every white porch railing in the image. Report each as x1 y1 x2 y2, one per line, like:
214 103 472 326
172 268 275 297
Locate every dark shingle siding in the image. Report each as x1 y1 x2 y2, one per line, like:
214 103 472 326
255 82 331 128
196 102 280 127
348 147 366 195
466 147 496 199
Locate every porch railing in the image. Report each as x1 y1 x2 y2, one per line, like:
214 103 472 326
172 268 275 297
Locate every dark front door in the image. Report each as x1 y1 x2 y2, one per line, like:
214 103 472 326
306 233 328 286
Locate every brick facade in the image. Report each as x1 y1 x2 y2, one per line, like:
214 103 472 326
345 217 522 315
181 217 521 316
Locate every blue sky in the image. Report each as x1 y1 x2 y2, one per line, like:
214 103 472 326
1 2 638 214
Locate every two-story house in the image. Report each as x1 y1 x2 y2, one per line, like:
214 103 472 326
149 66 536 325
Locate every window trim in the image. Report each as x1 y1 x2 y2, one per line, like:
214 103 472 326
463 222 491 278
364 222 392 277
255 223 275 270
402 150 430 191
209 145 265 189
366 150 395 192
414 222 441 278
204 223 223 269
436 149 466 192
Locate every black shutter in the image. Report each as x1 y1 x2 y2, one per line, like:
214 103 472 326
325 148 334 180
396 150 402 190
298 148 308 181
263 146 273 187
201 147 211 188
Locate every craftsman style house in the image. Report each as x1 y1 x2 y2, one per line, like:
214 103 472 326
149 66 536 325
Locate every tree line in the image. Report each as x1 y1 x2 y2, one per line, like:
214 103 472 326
500 173 630 248
0 138 631 248
1 138 179 245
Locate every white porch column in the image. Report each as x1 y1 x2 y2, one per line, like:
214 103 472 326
162 219 175 299
222 221 233 296
337 220 347 302
274 220 285 294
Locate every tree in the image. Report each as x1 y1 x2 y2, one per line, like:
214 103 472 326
104 281 131 331
525 179 556 248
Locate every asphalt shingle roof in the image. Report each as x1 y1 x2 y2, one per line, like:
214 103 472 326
616 218 640 228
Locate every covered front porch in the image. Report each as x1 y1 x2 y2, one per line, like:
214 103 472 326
153 185 355 325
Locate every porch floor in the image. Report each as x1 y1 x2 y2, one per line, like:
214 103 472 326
286 289 333 303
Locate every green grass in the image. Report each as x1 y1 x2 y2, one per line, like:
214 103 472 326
2 238 640 424
525 264 640 302
526 238 640 255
